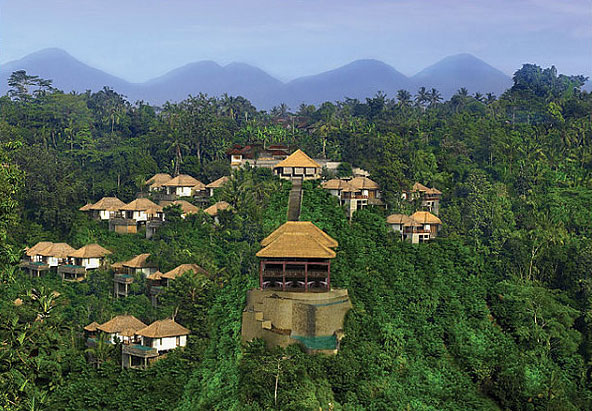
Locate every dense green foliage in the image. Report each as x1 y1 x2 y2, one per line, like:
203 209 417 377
0 63 591 409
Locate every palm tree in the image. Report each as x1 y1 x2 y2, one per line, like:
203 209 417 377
457 87 469 97
396 89 412 107
474 92 484 102
415 87 429 110
485 93 497 104
85 332 114 369
428 88 442 107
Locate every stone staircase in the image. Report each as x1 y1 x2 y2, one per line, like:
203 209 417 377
287 178 303 221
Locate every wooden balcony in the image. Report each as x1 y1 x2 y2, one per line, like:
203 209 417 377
19 260 51 272
113 273 134 284
149 285 164 296
58 264 87 281
122 343 158 358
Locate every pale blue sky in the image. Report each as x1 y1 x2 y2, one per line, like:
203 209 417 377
1 0 590 81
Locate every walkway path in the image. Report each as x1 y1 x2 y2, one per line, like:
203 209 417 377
287 178 303 221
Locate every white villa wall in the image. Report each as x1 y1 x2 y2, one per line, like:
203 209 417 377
82 257 102 269
143 335 187 352
132 210 148 222
390 224 403 233
99 210 111 220
46 256 59 267
177 186 192 197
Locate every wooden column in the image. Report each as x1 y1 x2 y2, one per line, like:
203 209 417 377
327 262 331 290
282 262 286 291
259 260 263 289
304 262 308 292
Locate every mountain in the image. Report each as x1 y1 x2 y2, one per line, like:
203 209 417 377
0 48 134 96
1 48 522 109
412 53 512 98
137 61 283 108
280 59 410 107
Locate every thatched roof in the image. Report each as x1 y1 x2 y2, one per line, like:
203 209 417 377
122 253 155 269
38 243 76 259
349 177 380 190
261 221 338 248
146 271 164 281
426 187 442 195
89 197 126 211
79 203 93 211
321 179 357 192
84 321 100 332
273 149 321 169
206 176 230 189
164 200 200 215
409 182 441 195
410 211 442 225
97 315 147 334
411 182 430 192
161 264 208 280
137 319 190 338
119 328 138 337
69 244 112 259
121 198 163 212
26 241 53 256
386 214 421 226
146 173 172 188
204 201 231 217
162 174 204 189
256 233 336 259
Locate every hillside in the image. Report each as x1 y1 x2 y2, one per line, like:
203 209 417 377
0 63 591 409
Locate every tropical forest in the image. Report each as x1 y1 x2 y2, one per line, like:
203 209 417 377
0 63 592 410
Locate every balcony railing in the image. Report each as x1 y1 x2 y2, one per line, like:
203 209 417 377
19 261 51 271
114 274 134 284
149 285 163 296
122 344 158 357
58 264 87 275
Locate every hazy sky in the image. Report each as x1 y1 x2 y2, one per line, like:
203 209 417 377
1 0 590 81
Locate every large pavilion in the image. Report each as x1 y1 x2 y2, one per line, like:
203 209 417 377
256 221 338 292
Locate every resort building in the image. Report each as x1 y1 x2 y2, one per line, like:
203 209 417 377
146 271 165 306
122 319 190 369
93 315 147 344
162 174 206 198
227 143 291 169
20 241 76 277
242 221 351 354
119 198 164 223
161 263 208 285
147 263 208 306
81 197 126 220
111 198 164 234
273 149 321 181
161 200 200 218
113 254 158 298
204 201 231 223
59 244 112 281
86 316 190 369
206 176 229 197
322 176 383 218
387 211 443 243
146 173 173 192
402 182 443 216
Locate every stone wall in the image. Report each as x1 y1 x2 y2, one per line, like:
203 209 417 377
241 289 352 354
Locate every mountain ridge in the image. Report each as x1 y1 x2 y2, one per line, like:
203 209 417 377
0 48 540 109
